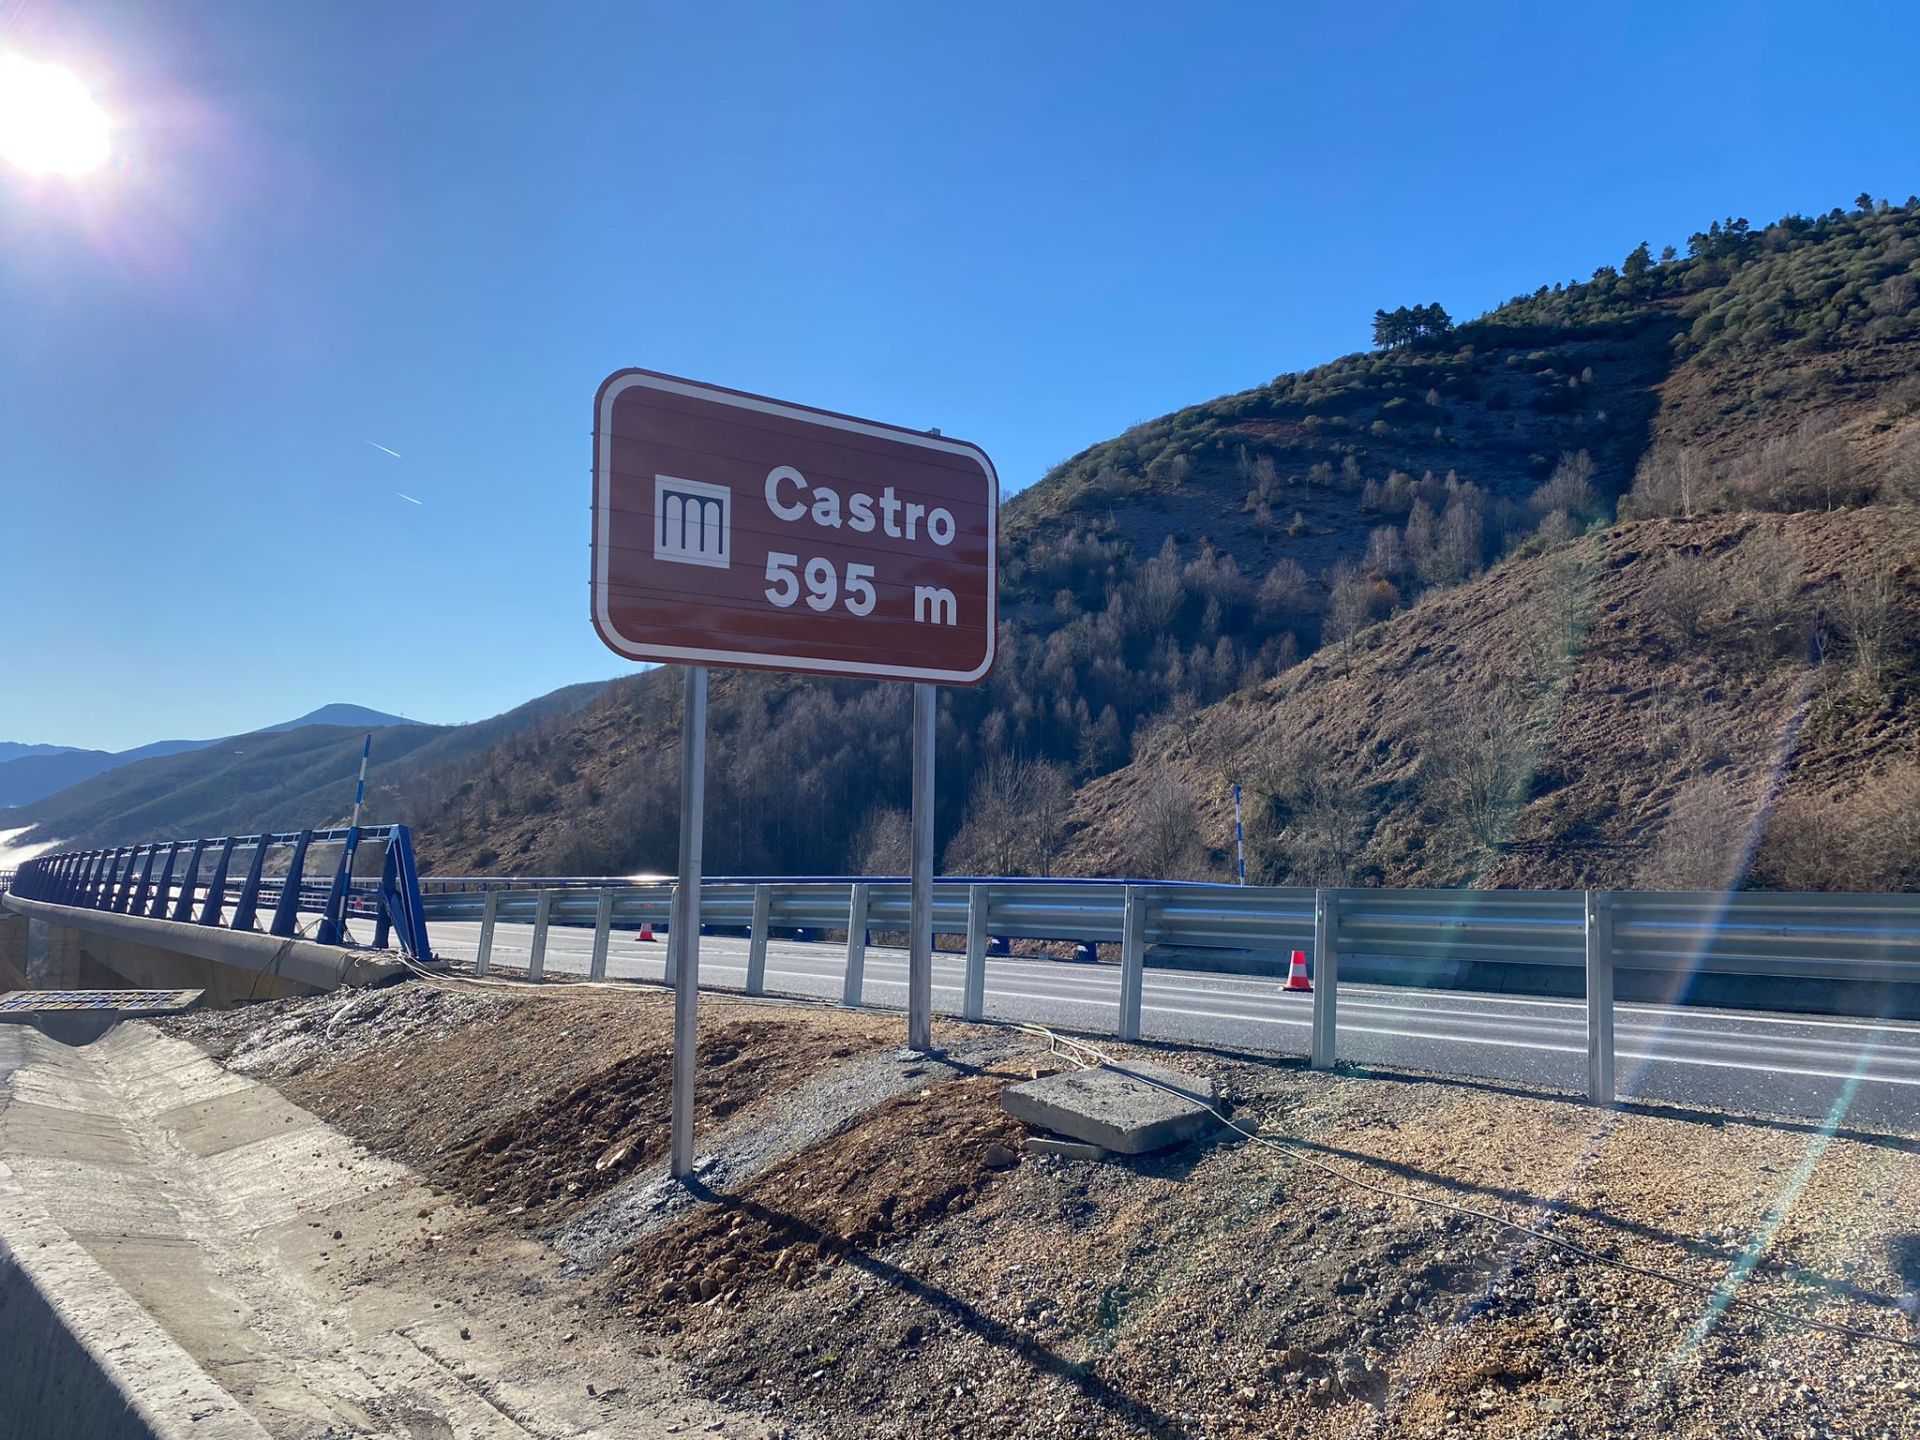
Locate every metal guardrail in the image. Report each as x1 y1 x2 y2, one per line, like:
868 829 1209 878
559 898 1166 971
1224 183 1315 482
424 878 1920 1105
7 826 434 961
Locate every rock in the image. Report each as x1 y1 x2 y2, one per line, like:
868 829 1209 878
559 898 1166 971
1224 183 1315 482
1027 1136 1109 1161
982 1142 1019 1169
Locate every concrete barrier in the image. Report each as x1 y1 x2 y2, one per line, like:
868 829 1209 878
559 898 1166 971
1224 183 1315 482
0 895 405 1005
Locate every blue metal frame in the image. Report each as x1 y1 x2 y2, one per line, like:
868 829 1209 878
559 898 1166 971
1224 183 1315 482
9 825 435 963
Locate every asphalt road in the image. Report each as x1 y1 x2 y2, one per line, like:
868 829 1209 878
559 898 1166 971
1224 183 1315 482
414 919 1920 1132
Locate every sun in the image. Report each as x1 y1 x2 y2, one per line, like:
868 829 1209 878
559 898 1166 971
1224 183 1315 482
0 53 110 177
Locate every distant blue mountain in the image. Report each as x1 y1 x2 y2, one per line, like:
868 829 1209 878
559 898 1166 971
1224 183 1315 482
260 704 413 734
0 704 417 808
0 742 83 765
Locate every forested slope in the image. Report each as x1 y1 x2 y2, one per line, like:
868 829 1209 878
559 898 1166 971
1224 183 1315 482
408 196 1920 889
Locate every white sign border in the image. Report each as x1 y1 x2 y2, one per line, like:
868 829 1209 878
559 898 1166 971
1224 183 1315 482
593 369 999 685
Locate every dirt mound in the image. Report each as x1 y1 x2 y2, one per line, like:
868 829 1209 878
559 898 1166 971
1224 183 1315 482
172 984 901 1217
454 1015 883 1213
609 1071 1030 1315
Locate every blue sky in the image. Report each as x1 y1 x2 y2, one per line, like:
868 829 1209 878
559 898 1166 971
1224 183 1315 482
4 1 1918 751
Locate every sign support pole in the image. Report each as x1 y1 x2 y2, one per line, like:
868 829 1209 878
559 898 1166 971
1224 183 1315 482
908 682 935 1052
670 664 708 1180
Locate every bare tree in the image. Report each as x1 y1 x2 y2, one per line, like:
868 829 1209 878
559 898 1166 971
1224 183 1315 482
1422 690 1536 855
852 806 912 875
1133 537 1185 632
1532 450 1600 520
1728 528 1807 658
1883 431 1920 506
1245 735 1368 885
1625 444 1709 519
1134 765 1204 879
1364 525 1409 580
1831 569 1898 690
942 756 1074 877
1643 550 1718 646
1257 558 1312 621
1323 562 1371 666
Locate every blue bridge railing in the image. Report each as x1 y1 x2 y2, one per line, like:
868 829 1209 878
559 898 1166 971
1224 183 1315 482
7 825 433 962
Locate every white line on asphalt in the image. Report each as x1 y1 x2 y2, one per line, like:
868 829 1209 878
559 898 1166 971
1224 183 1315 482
428 928 1920 1080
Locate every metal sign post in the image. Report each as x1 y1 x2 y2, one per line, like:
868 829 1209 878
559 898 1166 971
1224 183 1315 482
669 665 708 1179
908 683 936 1051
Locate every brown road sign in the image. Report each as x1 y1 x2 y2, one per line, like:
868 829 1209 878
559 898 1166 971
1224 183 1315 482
592 369 998 684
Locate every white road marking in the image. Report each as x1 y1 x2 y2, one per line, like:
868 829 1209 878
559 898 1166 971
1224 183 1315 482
425 925 1920 1089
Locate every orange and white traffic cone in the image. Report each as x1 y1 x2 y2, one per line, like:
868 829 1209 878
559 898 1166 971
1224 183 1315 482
637 922 656 942
1284 949 1313 992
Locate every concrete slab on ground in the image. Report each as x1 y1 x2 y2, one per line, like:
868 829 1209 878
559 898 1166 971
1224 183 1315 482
1000 1061 1219 1154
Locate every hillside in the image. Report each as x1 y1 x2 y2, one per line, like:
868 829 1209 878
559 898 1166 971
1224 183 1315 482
1064 508 1920 891
403 195 1920 887
7 683 605 849
0 703 413 809
0 738 212 807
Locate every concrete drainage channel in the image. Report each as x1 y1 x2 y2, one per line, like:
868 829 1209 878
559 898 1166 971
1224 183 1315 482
0 1021 770 1440
0 1025 269 1440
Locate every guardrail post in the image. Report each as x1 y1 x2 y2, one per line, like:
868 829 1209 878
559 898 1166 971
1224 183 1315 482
528 888 553 980
842 883 870 1005
1119 884 1146 1042
127 846 158 918
315 841 352 946
747 883 772 995
269 831 311 937
111 847 139 914
1310 888 1340 1071
170 840 207 923
475 889 498 976
230 836 270 933
113 848 132 908
962 883 988 1020
80 850 104 907
196 837 237 926
1585 889 1615 1107
589 888 614 981
149 843 181 919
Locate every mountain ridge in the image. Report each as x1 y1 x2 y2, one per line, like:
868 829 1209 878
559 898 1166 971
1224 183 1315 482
0 703 416 809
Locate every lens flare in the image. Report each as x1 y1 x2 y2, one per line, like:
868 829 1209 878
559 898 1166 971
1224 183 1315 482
0 53 111 176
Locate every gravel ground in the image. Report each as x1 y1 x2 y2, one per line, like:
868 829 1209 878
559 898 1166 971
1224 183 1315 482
163 981 1920 1439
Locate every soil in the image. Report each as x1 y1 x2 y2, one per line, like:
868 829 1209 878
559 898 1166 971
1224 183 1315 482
164 981 1920 1439
169 983 902 1217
